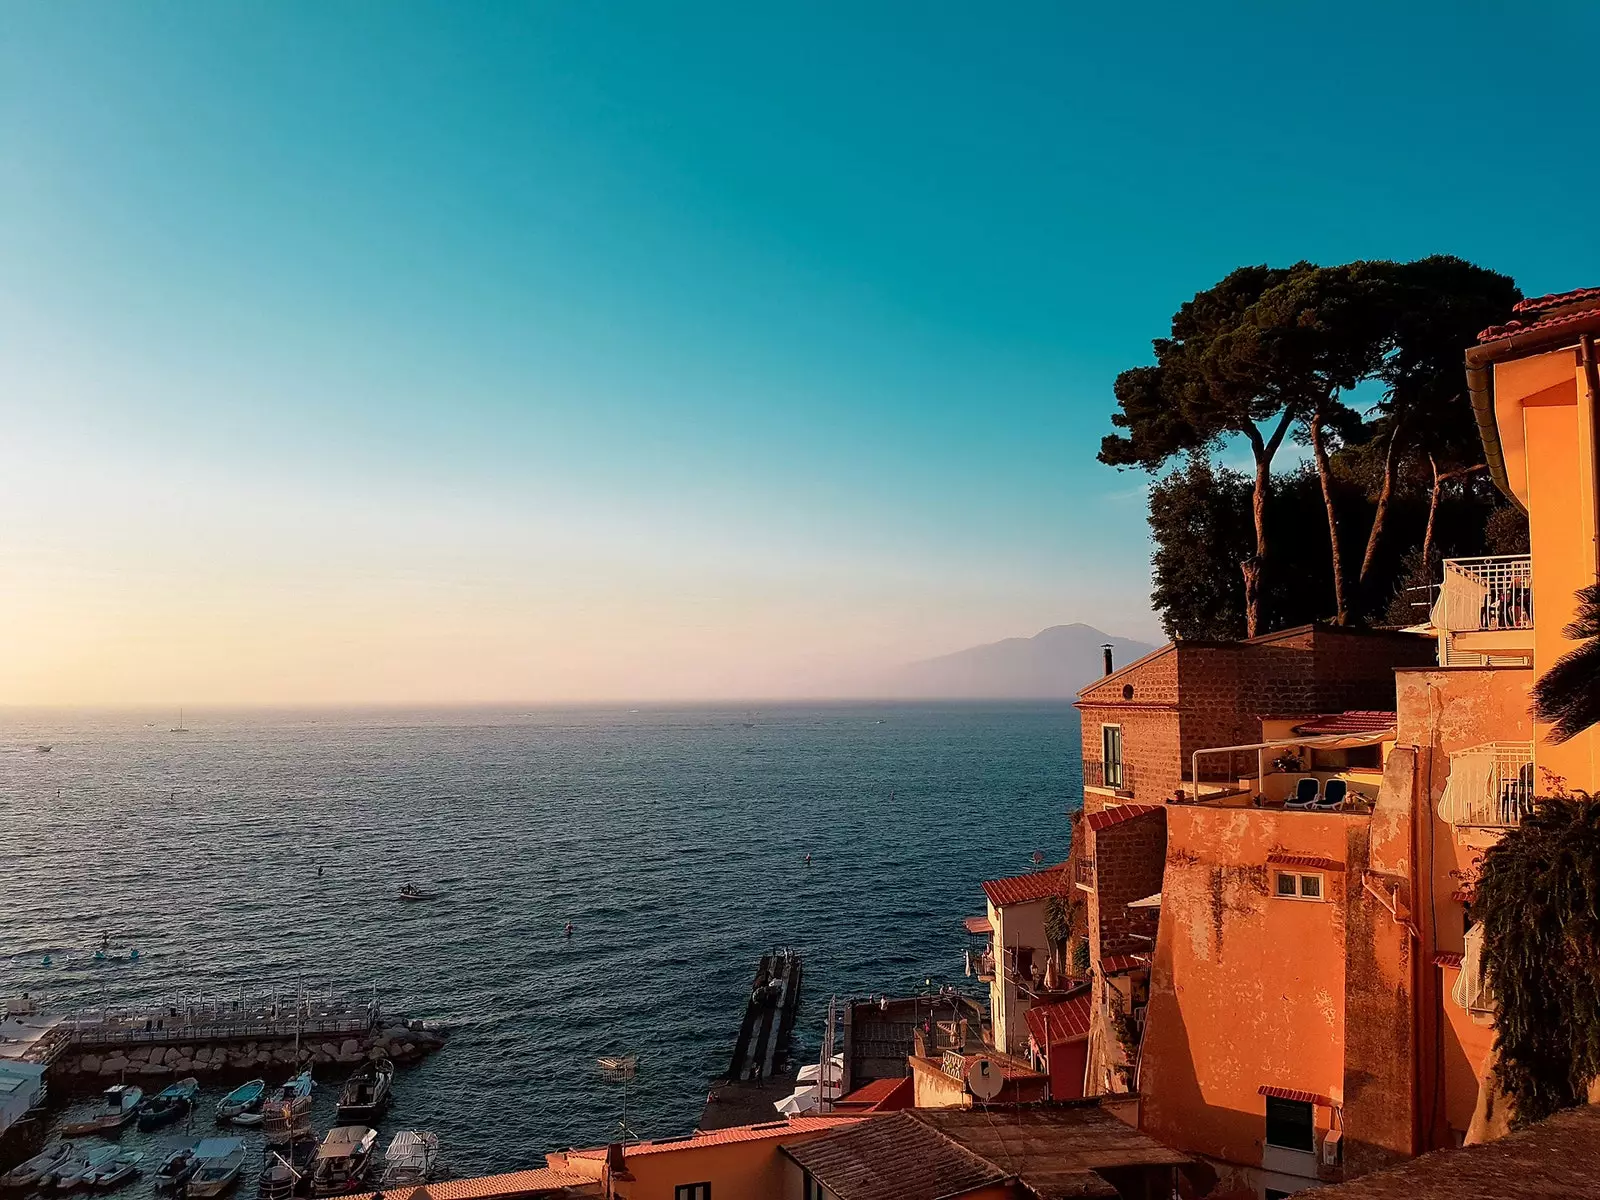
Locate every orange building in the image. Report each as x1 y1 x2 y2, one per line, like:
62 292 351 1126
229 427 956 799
545 1115 864 1200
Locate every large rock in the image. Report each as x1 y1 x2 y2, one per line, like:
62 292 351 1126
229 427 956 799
127 1046 150 1064
80 1054 102 1074
320 1043 339 1059
100 1055 129 1075
193 1047 211 1065
163 1047 183 1066
174 1058 194 1073
339 1039 360 1059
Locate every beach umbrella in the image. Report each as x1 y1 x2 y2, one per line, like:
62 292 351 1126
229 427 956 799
774 1086 819 1115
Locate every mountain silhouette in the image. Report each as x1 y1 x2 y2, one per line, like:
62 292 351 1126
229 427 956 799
879 624 1158 699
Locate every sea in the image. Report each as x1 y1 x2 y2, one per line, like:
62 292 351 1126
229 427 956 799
0 703 1081 1178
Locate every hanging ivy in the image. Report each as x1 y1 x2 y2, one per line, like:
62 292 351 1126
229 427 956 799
1476 794 1600 1125
1044 893 1076 947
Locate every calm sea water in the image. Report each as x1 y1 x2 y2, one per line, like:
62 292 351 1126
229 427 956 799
0 703 1080 1176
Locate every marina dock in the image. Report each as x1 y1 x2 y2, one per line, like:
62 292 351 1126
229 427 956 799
698 950 803 1131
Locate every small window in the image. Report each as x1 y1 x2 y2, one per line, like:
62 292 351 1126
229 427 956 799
1265 1191 1293 1200
1121 683 1135 700
675 1186 711 1200
1265 1095 1315 1151
1102 725 1124 789
802 1172 824 1200
1273 872 1324 901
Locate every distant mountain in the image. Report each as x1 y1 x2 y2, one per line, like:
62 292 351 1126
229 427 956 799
879 624 1159 699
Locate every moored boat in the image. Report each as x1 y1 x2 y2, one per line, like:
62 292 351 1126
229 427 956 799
0 1143 74 1189
257 1137 317 1200
378 1132 438 1189
260 1073 315 1145
61 1087 144 1136
186 1139 247 1199
216 1080 266 1124
307 1128 377 1197
334 1059 393 1122
397 885 438 902
153 1146 199 1192
86 1150 143 1189
138 1078 199 1130
55 1146 118 1191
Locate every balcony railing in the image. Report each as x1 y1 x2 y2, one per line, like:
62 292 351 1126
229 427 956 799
1084 760 1136 792
1434 555 1533 633
1438 741 1536 828
1075 858 1096 888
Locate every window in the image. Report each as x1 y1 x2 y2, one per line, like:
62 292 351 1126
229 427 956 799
1265 1191 1293 1200
675 1186 711 1200
1102 724 1124 788
802 1171 825 1200
1273 872 1324 901
1265 1096 1315 1151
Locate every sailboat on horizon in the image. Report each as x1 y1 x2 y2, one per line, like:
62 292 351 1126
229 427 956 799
171 708 189 733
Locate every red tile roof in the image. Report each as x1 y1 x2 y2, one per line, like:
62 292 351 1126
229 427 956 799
1267 853 1346 872
834 1077 913 1112
562 1116 863 1163
1512 286 1600 315
1291 710 1396 736
981 864 1068 907
1085 803 1164 833
1434 952 1464 969
1260 1084 1335 1107
1479 305 1600 344
1451 888 1475 904
1100 954 1148 975
962 915 992 935
345 1168 597 1200
1024 992 1093 1047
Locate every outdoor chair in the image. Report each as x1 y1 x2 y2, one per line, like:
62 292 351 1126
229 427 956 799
1314 779 1348 811
1286 777 1320 810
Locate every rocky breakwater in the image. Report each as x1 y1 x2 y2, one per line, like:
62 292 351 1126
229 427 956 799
58 1021 445 1087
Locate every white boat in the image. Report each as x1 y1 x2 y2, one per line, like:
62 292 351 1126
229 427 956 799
0 1143 74 1189
152 1146 198 1192
215 1079 265 1123
185 1139 246 1198
86 1150 143 1189
379 1132 439 1188
397 885 439 902
55 1147 118 1191
61 1086 143 1136
308 1127 378 1197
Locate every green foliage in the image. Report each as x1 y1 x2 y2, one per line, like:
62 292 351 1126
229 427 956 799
1109 255 1522 637
1477 796 1600 1124
1044 894 1074 948
1071 938 1090 976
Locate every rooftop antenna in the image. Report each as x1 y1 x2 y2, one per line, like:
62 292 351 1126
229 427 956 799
598 1055 639 1142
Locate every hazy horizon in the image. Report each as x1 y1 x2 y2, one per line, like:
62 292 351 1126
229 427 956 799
5 5 1598 705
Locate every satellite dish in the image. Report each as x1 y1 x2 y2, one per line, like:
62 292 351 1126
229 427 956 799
1031 850 1045 866
965 1056 1005 1102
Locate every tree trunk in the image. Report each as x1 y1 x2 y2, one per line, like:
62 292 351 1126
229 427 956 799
1358 422 1402 606
1310 410 1348 624
1422 454 1443 575
1240 411 1296 639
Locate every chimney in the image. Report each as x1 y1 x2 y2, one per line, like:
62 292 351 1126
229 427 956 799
1102 643 1114 676
606 1142 625 1172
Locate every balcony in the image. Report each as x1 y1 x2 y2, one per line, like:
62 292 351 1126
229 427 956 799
1434 556 1534 665
1075 858 1096 889
1438 741 1536 829
1084 760 1137 795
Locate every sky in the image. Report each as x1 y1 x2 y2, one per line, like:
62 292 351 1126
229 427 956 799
4 3 1600 705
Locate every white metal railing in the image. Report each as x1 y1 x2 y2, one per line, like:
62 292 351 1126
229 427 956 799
1434 556 1533 632
1438 741 1536 828
1452 924 1495 1016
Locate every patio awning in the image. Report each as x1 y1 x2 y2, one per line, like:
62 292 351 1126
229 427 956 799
1126 892 1162 909
963 915 993 935
1196 729 1395 758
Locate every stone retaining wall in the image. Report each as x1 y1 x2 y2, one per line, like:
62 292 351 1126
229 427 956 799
53 1021 444 1088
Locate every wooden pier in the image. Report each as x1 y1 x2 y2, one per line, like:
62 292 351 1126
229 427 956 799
699 949 804 1131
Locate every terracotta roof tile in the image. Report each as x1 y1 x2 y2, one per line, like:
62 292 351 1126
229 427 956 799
1479 305 1600 344
1291 710 1396 736
1085 803 1164 833
834 1077 912 1112
344 1168 597 1200
782 1111 1007 1200
1260 1084 1335 1107
1100 954 1148 975
1434 952 1464 969
981 864 1069 907
1512 286 1600 315
1268 853 1346 872
633 1115 860 1155
962 915 992 935
1025 992 1093 1046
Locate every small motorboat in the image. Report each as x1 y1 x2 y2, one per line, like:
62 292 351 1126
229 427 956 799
185 1139 247 1199
152 1146 199 1192
308 1128 378 1197
378 1132 438 1189
138 1078 199 1130
216 1079 266 1124
62 1086 144 1136
86 1149 143 1189
0 1143 74 1189
335 1059 393 1122
397 884 438 902
260 1073 315 1144
257 1138 317 1200
55 1146 118 1191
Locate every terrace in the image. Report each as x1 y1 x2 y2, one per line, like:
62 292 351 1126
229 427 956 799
1182 713 1393 812
1433 555 1534 666
1438 741 1537 830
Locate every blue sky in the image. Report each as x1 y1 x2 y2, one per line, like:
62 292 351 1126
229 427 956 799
3 3 1599 703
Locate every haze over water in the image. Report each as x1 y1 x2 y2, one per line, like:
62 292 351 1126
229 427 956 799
2 703 1081 1174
